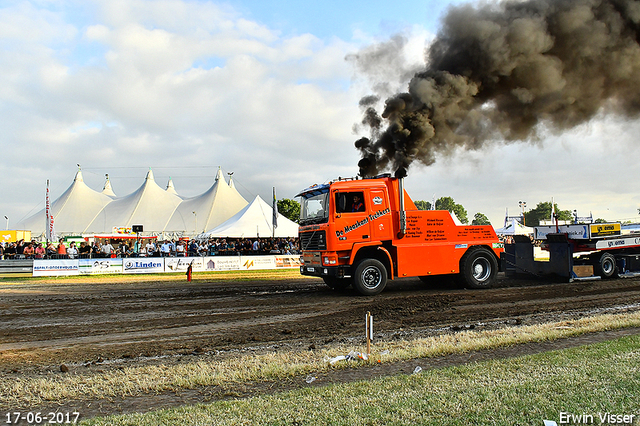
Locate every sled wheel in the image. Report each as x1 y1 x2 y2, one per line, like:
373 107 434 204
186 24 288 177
594 252 618 279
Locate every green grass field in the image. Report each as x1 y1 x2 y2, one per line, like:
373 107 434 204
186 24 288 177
80 334 640 426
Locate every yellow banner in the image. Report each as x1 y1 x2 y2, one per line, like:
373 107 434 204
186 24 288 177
590 223 621 237
0 230 32 243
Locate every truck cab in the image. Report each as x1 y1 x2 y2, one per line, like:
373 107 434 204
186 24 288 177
297 175 503 295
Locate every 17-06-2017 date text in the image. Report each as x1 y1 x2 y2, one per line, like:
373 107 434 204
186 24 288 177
5 412 80 424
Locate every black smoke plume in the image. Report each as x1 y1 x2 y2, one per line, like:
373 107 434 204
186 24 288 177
355 0 640 177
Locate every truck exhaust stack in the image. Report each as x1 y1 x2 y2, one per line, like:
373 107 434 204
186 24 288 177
398 177 406 239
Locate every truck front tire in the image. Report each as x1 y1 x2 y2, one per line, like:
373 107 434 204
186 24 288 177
459 247 498 289
353 259 387 296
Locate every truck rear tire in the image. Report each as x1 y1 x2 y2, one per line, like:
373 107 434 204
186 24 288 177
594 252 618 279
353 259 387 296
458 247 498 289
322 276 350 290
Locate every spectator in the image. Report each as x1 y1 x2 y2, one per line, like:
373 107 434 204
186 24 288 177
146 240 156 257
57 240 68 259
101 241 114 258
67 242 78 259
5 243 17 259
176 241 186 256
34 242 46 259
160 240 171 257
16 239 25 256
23 243 35 259
78 242 91 258
188 240 199 256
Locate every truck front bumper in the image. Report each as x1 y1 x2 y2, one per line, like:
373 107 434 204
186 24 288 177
300 264 351 278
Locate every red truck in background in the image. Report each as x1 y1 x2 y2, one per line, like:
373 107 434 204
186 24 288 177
296 175 504 295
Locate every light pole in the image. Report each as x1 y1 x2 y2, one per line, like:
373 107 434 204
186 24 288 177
192 211 197 234
519 201 527 225
4 216 8 230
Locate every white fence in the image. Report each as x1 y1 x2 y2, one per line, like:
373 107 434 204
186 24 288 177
32 255 302 277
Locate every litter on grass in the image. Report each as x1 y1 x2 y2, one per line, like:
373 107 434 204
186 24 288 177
326 351 369 365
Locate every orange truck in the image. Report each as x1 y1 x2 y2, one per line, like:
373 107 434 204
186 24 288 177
296 175 504 295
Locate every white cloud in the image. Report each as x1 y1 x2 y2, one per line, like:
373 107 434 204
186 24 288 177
1 0 364 224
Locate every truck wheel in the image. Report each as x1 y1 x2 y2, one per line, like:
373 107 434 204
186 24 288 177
322 276 350 290
353 259 387 296
594 252 618 279
459 247 498 289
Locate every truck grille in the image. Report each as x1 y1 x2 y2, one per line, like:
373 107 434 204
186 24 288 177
300 230 327 250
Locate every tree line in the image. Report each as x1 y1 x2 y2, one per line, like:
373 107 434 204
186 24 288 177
277 197 587 227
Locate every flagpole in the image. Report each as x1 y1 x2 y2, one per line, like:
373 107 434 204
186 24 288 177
272 187 278 239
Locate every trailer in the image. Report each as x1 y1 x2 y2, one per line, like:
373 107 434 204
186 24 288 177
503 221 640 281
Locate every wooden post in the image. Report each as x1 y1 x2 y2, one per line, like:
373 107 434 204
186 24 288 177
366 311 373 355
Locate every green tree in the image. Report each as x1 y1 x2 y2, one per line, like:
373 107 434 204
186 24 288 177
523 201 572 227
435 196 468 224
472 212 491 226
414 200 430 211
277 198 300 223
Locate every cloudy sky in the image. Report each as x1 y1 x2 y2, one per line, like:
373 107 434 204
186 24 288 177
3 0 640 230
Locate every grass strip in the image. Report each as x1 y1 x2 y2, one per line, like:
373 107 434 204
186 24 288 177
2 310 640 409
82 334 640 425
0 268 305 285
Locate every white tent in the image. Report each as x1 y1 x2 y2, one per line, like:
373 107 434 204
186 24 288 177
199 195 299 238
18 167 256 237
85 169 182 233
164 169 248 234
17 170 114 235
494 218 534 236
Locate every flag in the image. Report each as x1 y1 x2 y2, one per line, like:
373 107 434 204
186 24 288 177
45 180 56 242
272 187 278 234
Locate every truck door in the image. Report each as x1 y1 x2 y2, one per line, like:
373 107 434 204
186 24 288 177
334 190 371 243
369 189 392 241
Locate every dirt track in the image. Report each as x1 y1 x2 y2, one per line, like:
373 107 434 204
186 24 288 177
2 272 640 419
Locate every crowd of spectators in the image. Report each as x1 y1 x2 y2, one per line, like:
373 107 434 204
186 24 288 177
0 237 300 260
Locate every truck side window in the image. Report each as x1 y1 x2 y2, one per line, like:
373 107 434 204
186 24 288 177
336 192 365 213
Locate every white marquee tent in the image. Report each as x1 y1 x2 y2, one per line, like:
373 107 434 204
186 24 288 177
494 218 534 236
198 195 299 239
18 170 113 236
17 167 251 237
164 169 248 234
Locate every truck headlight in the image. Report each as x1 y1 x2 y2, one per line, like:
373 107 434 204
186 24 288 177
322 255 337 266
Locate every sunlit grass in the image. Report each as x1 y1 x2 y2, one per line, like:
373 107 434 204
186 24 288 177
81 334 640 425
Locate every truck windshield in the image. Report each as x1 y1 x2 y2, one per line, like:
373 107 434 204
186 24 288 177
299 192 329 225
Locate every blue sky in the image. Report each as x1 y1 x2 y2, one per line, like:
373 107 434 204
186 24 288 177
2 0 640 231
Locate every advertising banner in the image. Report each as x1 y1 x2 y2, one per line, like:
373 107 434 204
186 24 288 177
590 223 621 238
78 258 124 275
275 255 302 268
33 259 79 277
202 256 242 271
165 257 207 273
0 230 32 243
240 255 277 270
123 258 165 274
